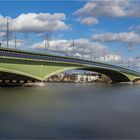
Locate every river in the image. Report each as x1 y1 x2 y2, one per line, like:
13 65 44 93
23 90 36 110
0 83 140 139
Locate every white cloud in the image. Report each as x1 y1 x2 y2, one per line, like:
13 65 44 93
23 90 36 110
32 39 126 67
31 38 140 70
32 39 70 51
0 13 68 33
1 39 23 48
128 5 140 18
125 56 140 70
75 0 128 17
77 17 98 25
74 0 140 25
31 38 106 59
91 32 140 44
99 54 121 63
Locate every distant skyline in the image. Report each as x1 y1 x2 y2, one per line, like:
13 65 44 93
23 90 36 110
0 0 140 68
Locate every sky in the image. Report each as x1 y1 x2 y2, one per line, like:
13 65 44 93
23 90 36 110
0 0 140 69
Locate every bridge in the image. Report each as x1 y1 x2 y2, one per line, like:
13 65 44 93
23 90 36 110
0 47 140 85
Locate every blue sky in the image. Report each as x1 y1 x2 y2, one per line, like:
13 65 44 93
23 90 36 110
0 0 140 66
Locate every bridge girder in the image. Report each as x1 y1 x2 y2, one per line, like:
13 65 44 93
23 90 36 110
0 57 139 83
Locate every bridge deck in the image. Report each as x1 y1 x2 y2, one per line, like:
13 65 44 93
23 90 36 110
0 47 140 77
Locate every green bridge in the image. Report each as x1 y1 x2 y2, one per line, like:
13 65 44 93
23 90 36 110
0 47 140 84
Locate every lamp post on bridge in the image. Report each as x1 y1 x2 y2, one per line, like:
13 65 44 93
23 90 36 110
44 32 51 53
69 40 76 58
6 17 9 48
121 55 123 66
72 40 75 57
93 45 96 61
82 53 85 60
113 51 116 64
65 45 68 56
14 33 17 49
90 45 93 61
132 63 135 70
127 58 130 68
45 39 47 52
103 48 106 62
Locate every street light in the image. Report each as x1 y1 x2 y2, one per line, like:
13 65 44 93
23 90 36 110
102 48 106 62
72 40 75 57
90 45 93 61
14 33 17 49
6 17 9 48
65 46 68 56
44 32 51 53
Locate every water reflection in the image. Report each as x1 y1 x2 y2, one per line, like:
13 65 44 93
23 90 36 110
0 83 140 139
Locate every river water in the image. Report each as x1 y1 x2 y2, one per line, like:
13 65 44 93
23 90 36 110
0 83 140 139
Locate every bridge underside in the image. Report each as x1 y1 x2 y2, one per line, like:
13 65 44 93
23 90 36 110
80 67 131 83
0 57 139 83
0 71 36 81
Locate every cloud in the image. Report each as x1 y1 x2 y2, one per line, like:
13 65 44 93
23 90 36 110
128 3 140 18
74 0 140 25
98 54 121 63
127 56 140 70
32 39 70 52
31 38 106 59
1 39 23 48
32 38 126 66
77 17 98 25
32 38 105 52
91 32 140 45
31 38 140 70
128 25 140 33
0 13 68 33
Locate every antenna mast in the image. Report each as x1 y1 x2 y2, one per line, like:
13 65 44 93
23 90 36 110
47 32 51 53
47 33 49 53
15 34 17 49
90 45 93 61
113 51 115 64
103 48 106 62
44 32 50 53
45 39 47 52
66 46 68 56
6 18 9 48
72 40 75 57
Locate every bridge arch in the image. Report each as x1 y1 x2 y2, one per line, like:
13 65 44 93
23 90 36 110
44 66 132 83
0 58 137 83
79 67 131 83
